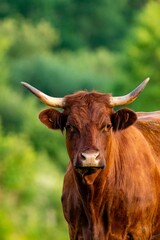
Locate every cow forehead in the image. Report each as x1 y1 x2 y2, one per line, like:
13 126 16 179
64 91 113 127
65 90 112 107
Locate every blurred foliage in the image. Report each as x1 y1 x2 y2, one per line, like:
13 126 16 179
0 0 147 50
0 128 68 240
120 1 160 111
0 1 160 240
11 50 120 96
0 18 59 59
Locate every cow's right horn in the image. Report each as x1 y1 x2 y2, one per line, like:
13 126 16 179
21 82 65 108
110 78 150 107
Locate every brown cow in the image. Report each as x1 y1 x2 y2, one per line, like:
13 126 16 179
22 79 160 240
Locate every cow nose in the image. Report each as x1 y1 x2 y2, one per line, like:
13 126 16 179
81 151 99 160
81 151 100 167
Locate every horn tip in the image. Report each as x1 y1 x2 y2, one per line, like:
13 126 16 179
21 81 29 88
21 82 38 96
145 77 150 83
142 77 150 88
21 81 26 85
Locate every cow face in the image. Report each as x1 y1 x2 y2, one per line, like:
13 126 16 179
39 92 137 174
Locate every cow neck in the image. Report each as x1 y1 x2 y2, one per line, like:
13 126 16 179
74 168 109 224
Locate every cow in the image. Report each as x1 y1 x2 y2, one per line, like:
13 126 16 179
22 78 160 240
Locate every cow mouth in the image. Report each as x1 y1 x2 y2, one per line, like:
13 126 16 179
75 166 104 177
79 168 103 185
74 165 105 185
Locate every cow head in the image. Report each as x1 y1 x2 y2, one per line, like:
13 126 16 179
21 79 149 176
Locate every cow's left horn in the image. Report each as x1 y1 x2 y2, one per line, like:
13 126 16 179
110 78 150 107
21 82 65 108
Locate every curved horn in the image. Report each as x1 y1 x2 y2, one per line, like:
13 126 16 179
21 82 65 108
110 78 150 107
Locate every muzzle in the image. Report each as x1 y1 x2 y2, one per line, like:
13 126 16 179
74 149 105 169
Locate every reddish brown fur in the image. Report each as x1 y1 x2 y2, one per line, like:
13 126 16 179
39 91 160 240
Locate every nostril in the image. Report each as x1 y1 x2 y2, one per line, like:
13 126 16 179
95 152 100 159
81 152 86 160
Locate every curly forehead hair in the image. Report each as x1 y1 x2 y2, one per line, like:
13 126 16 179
64 91 112 109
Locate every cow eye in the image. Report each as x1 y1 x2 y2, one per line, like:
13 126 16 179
66 124 76 133
101 123 112 132
106 123 112 129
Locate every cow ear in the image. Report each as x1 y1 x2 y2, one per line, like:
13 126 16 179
111 108 137 131
39 108 66 131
